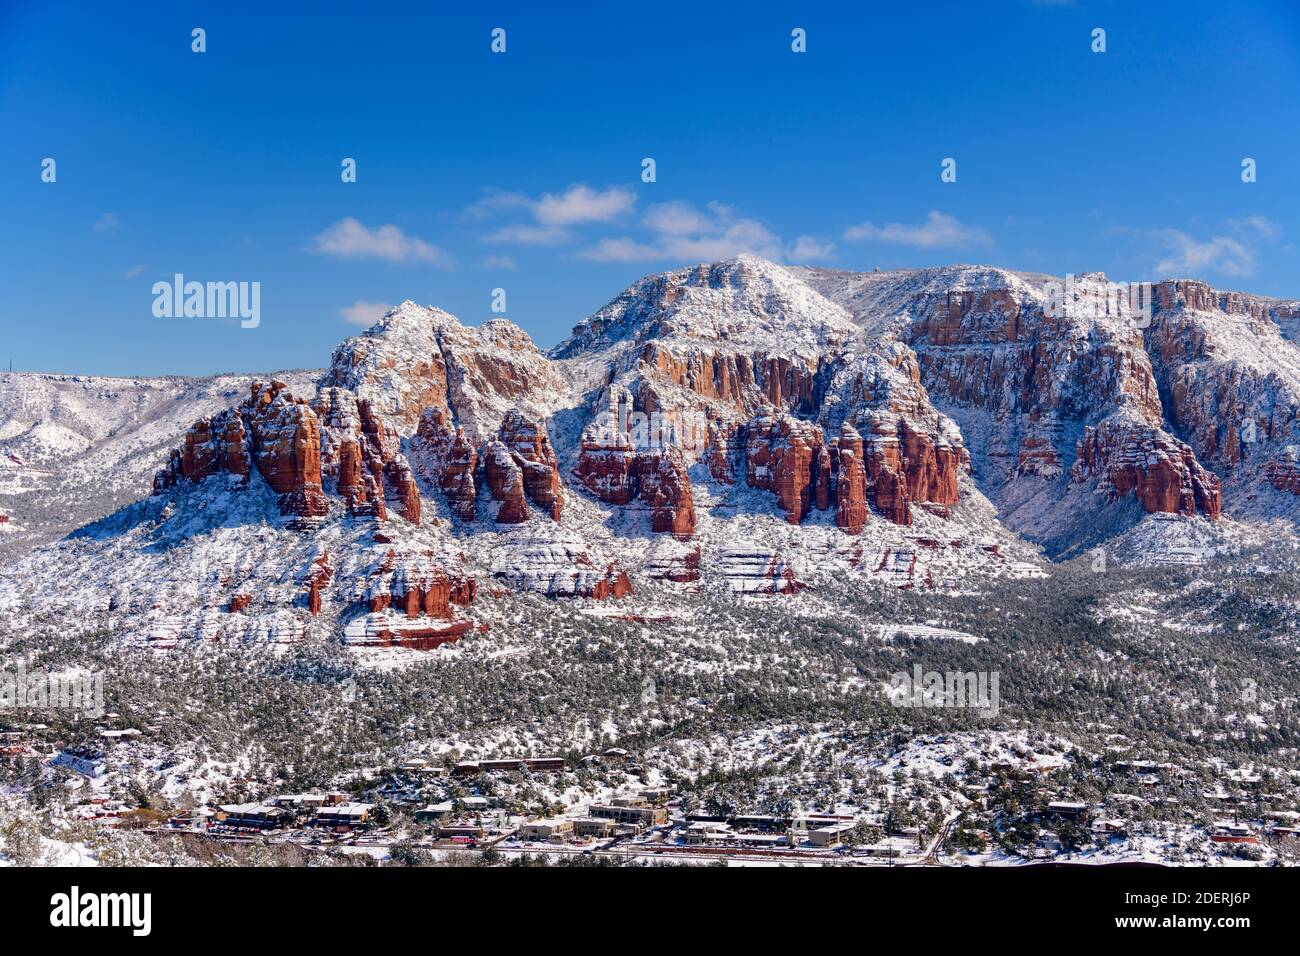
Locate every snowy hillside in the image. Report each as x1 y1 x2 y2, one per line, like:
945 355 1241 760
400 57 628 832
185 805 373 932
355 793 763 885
0 369 319 562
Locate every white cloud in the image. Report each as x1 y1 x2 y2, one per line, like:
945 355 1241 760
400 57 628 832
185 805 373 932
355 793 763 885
576 237 664 263
535 185 635 226
642 201 714 237
313 217 450 265
843 210 992 248
787 235 836 262
340 299 394 327
1118 217 1282 279
483 223 571 246
483 254 517 270
470 184 635 246
94 212 120 233
1229 215 1283 242
579 201 783 263
1150 230 1256 277
462 190 533 221
661 218 783 261
122 264 145 279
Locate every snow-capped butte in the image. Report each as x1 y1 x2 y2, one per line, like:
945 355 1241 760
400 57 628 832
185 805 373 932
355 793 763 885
2 256 1299 648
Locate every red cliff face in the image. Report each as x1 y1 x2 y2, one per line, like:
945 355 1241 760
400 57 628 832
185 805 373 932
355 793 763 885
736 413 946 528
854 413 963 526
411 407 478 522
313 388 420 524
744 415 827 524
1074 421 1221 519
834 423 869 534
591 566 634 600
305 553 334 616
637 343 826 418
483 441 530 523
636 449 697 536
1264 452 1300 495
375 564 475 619
246 381 328 516
1142 281 1300 513
497 411 563 520
572 397 697 536
155 380 329 519
900 422 961 505
705 423 739 484
356 553 477 648
573 429 637 506
477 412 565 524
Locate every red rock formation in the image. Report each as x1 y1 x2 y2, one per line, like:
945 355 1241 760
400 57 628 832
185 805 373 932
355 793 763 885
637 449 697 536
637 343 824 417
851 412 965 526
367 620 474 650
1151 278 1284 324
497 410 563 520
154 380 328 519
1264 455 1300 495
244 381 328 517
744 415 826 524
900 422 961 505
384 458 421 525
304 553 333 616
313 388 423 524
391 567 461 619
336 438 363 502
573 426 636 505
322 303 568 440
870 464 911 525
813 443 833 512
411 408 478 521
470 412 566 524
1016 432 1063 477
1074 421 1221 519
834 423 868 534
364 555 475 618
591 565 634 600
705 422 739 484
573 399 697 536
483 441 529 523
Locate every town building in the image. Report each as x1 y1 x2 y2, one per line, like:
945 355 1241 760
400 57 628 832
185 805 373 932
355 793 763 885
589 804 668 828
312 803 372 828
519 818 573 843
216 803 290 829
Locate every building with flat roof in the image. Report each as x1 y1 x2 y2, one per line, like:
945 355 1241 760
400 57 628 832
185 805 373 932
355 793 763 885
312 803 372 827
572 818 615 839
589 804 668 827
1042 801 1090 821
808 824 854 848
519 818 573 843
216 803 290 829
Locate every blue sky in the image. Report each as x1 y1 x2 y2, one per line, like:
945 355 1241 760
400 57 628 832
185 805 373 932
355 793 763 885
2 0 1298 376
